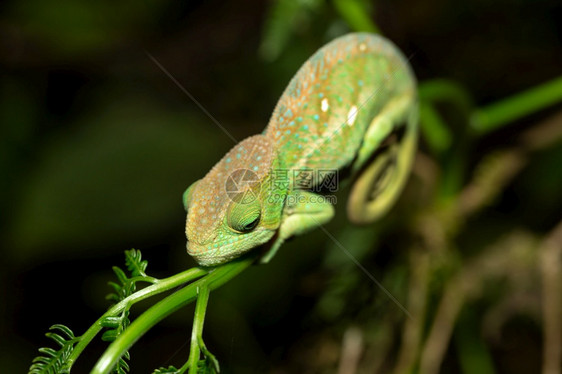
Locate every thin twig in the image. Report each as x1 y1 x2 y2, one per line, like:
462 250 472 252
338 326 364 374
394 248 430 374
541 220 562 374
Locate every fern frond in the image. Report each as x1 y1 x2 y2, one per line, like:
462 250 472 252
125 249 148 277
102 249 154 374
29 324 79 374
197 357 219 374
153 366 180 374
106 249 154 304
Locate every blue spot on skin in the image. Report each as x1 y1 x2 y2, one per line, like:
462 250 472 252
253 166 259 171
279 116 284 122
323 122 329 127
285 130 291 135
226 157 231 163
289 121 295 126
256 155 262 161
298 144 302 149
358 80 364 86
318 93 324 98
313 114 319 121
236 153 241 159
303 125 309 130
294 133 299 138
285 109 293 117
297 117 303 122
276 131 281 136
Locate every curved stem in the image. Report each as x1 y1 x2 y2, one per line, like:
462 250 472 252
419 79 474 115
65 266 208 370
418 79 473 158
91 254 255 374
471 75 562 134
419 102 453 153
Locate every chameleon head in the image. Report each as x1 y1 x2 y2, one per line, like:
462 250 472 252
183 135 287 266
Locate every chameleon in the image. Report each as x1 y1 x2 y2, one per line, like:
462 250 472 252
183 33 418 266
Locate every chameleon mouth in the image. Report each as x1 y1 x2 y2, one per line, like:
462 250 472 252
186 229 277 266
186 242 239 266
186 240 210 256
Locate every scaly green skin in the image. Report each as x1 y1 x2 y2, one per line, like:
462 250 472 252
184 33 418 266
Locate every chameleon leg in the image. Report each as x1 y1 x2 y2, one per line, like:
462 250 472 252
347 93 418 224
260 190 335 263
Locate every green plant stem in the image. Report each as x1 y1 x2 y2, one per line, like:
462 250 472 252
64 267 208 371
455 310 496 374
471 75 562 134
333 0 380 33
419 102 452 153
418 79 473 155
186 284 211 373
91 255 255 374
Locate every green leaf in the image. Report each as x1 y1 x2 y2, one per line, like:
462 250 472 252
101 316 123 328
125 249 148 277
103 249 154 374
112 266 128 285
153 366 180 374
259 0 323 61
333 0 379 33
29 325 78 374
197 356 219 374
102 330 119 342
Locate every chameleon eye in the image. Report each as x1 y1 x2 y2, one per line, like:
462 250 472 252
226 200 261 233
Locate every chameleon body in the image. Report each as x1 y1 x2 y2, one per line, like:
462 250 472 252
184 33 418 266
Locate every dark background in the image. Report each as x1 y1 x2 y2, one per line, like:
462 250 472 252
1 0 561 373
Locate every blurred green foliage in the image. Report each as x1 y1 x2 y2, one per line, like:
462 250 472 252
1 0 561 373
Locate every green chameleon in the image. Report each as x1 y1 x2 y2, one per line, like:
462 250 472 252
183 33 418 266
